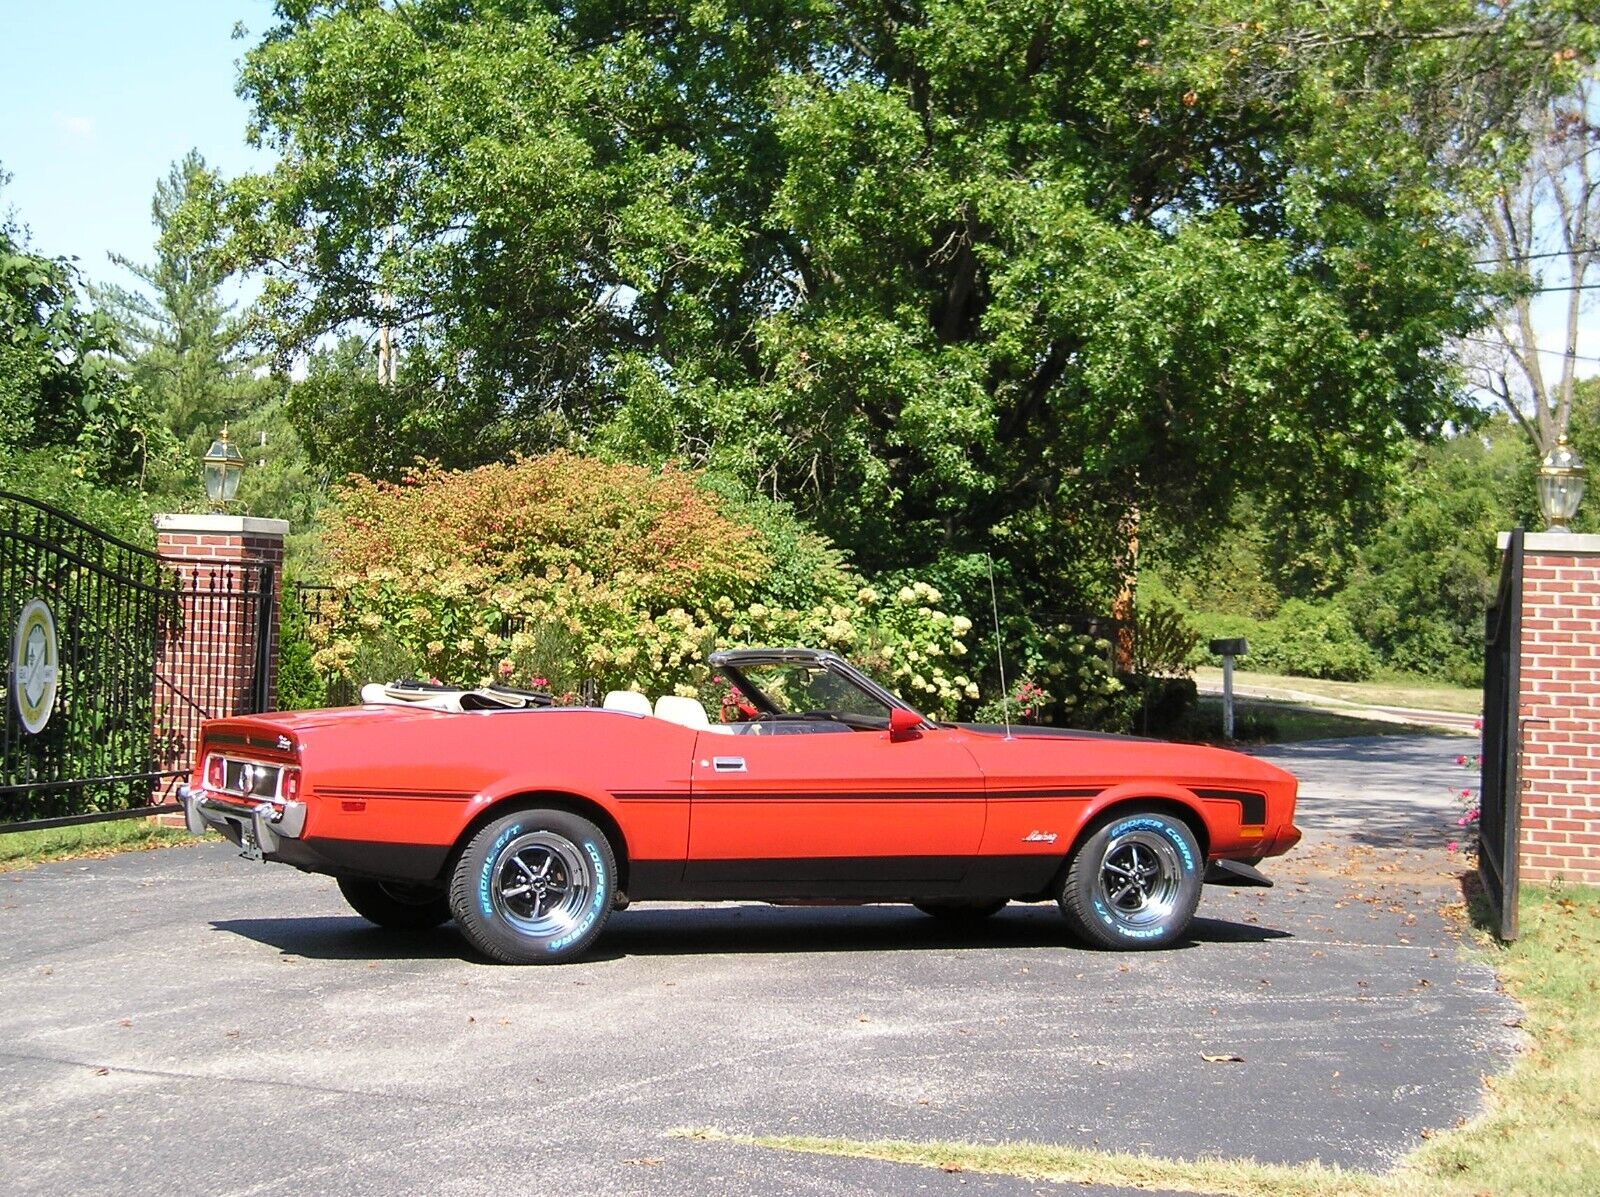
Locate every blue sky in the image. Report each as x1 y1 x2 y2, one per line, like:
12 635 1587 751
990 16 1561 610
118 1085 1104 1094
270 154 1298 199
0 0 277 281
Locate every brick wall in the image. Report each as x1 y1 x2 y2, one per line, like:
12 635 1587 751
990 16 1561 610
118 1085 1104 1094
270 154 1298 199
1516 536 1600 884
152 515 288 797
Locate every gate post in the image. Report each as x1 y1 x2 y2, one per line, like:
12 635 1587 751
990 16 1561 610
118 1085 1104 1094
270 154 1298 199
1504 531 1600 885
152 514 287 797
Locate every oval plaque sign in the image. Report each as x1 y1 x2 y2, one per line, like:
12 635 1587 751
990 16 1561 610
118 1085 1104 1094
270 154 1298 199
12 598 60 734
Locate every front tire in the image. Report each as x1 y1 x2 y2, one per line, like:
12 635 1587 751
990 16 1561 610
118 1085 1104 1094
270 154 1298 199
337 877 452 930
1058 810 1201 950
449 809 616 964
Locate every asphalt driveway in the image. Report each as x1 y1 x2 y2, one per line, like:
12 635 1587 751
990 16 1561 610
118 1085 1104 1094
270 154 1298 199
0 735 1517 1196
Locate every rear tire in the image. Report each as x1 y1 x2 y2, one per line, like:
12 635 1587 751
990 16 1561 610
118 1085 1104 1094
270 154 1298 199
449 809 616 964
913 899 1008 922
1059 810 1201 950
337 877 452 930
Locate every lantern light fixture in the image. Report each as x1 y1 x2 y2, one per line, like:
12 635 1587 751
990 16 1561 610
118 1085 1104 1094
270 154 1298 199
1536 435 1586 534
203 427 245 506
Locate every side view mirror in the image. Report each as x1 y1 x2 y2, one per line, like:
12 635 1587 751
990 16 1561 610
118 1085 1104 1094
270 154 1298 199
888 706 924 742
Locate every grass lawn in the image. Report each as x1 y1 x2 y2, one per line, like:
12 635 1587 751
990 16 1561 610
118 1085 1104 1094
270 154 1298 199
0 818 201 872
1172 696 1459 744
1193 666 1483 716
679 884 1600 1196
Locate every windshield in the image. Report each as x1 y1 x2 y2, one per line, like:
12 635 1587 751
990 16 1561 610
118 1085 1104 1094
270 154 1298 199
723 661 892 724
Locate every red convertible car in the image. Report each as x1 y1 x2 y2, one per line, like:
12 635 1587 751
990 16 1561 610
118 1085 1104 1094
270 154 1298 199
180 647 1300 963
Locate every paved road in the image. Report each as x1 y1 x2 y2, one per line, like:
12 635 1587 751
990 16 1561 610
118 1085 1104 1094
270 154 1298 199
0 737 1515 1196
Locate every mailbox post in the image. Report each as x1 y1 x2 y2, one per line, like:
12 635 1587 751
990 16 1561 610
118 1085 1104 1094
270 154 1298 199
1209 637 1248 740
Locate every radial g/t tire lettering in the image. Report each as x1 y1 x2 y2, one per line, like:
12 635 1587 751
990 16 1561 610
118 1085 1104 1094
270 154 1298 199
449 808 616 964
1059 809 1202 950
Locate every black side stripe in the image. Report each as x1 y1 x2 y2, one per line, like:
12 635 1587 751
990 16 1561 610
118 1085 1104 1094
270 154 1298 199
1195 789 1267 825
613 786 1264 822
314 787 474 802
617 788 1098 803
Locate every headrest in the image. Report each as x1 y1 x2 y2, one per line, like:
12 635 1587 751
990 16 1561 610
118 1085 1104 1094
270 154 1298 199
652 695 711 729
602 689 653 717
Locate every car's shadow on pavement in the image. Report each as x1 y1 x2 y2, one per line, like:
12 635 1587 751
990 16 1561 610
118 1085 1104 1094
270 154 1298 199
211 904 1289 964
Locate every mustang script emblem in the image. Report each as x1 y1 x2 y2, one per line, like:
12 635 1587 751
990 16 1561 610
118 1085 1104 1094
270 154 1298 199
1022 830 1058 844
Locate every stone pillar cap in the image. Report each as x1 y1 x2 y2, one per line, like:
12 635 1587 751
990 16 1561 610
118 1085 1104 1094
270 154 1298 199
154 513 290 537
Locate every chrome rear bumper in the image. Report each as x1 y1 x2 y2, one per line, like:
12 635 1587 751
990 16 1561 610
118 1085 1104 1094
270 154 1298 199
178 784 307 861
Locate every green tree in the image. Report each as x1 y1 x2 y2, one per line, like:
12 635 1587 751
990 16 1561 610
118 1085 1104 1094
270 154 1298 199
1 167 157 488
94 151 243 440
1341 418 1539 683
222 1 1597 612
93 151 287 498
90 152 328 531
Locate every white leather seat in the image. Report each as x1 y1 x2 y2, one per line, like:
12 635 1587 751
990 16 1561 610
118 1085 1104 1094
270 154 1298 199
652 695 712 729
602 690 653 717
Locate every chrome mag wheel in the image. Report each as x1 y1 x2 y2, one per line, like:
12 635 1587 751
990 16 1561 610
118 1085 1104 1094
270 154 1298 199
1058 809 1202 950
451 808 616 964
490 831 593 938
1095 828 1183 930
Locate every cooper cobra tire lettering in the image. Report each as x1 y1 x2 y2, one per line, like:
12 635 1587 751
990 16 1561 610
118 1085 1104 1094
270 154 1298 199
547 841 606 952
1058 809 1203 952
449 811 617 965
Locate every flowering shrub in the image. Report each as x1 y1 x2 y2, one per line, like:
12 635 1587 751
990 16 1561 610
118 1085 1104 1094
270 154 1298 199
974 678 1051 725
964 626 1134 731
1024 625 1136 731
1448 719 1484 856
326 454 780 609
309 459 976 717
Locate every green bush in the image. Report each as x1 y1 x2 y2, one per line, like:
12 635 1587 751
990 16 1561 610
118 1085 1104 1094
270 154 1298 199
1257 599 1378 681
312 457 980 717
0 448 157 547
1185 602 1376 681
275 586 327 711
1185 611 1264 669
1339 420 1535 686
1017 625 1140 732
1122 675 1200 736
1131 599 1201 679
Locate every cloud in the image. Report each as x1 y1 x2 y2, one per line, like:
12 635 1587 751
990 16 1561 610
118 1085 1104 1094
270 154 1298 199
53 113 95 142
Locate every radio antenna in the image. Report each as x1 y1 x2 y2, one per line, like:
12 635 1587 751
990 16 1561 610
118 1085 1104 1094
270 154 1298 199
987 554 1012 740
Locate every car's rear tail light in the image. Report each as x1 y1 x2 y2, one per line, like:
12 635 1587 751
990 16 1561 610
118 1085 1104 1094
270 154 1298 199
205 754 224 790
280 767 301 803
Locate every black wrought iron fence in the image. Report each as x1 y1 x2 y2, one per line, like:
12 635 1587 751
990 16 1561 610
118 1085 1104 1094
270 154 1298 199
2 491 275 833
2 492 177 830
291 583 356 706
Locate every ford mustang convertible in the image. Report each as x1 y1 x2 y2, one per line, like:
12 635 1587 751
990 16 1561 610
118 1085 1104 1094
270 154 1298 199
180 647 1300 963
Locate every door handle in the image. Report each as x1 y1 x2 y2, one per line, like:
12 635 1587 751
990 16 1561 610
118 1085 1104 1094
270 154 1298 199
712 757 747 773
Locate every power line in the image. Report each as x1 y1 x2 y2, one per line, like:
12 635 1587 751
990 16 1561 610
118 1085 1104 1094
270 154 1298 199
1461 334 1600 366
1474 246 1600 266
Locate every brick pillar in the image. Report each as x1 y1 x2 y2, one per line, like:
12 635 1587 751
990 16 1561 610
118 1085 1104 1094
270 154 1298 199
1514 533 1600 884
153 515 288 798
